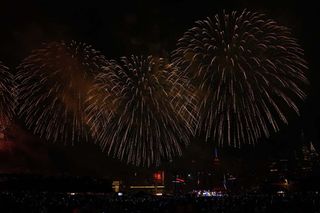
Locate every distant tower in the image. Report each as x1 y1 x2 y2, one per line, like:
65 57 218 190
295 130 320 175
300 130 319 160
212 147 224 190
310 142 319 157
213 148 220 167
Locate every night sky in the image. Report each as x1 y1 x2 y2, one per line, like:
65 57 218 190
0 0 318 178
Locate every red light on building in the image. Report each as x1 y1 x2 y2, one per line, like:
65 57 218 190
153 171 164 184
154 173 161 181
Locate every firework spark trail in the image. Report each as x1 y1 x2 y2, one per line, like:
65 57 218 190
0 62 15 131
172 10 308 147
17 41 109 144
86 55 198 166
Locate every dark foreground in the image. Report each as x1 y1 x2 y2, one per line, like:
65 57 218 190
0 191 319 213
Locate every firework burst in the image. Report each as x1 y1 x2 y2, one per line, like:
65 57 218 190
0 62 15 131
17 41 108 144
86 55 198 166
172 10 308 146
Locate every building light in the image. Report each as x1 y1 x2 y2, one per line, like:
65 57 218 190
175 178 185 183
112 180 121 192
153 171 164 184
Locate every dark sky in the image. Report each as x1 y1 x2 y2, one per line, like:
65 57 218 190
0 0 319 178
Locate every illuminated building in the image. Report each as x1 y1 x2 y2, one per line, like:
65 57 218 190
117 170 165 195
263 131 320 192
